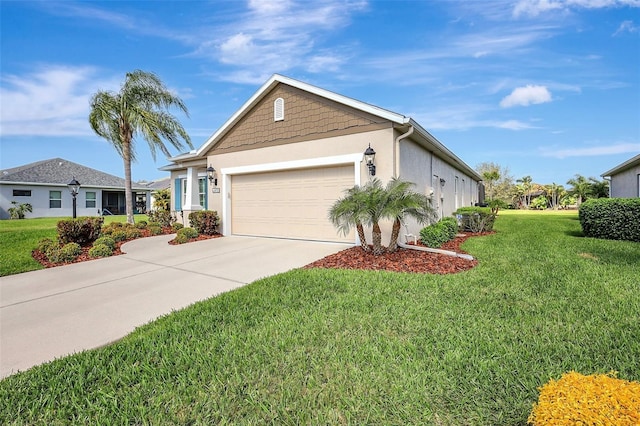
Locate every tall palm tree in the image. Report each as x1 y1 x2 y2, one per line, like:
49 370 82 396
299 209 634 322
383 178 436 252
566 174 592 206
329 185 371 252
89 70 192 224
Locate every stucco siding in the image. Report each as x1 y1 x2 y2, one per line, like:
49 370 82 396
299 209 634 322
0 184 103 219
610 165 640 198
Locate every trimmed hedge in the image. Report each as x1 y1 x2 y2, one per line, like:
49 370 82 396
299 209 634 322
579 198 640 242
419 218 458 248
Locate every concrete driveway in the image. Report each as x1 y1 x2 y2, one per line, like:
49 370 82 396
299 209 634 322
0 235 349 379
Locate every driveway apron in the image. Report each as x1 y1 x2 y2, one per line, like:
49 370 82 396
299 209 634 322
0 235 349 379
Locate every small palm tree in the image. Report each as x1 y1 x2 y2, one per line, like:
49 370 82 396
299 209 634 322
152 188 171 211
382 178 436 252
329 185 371 252
89 70 192 224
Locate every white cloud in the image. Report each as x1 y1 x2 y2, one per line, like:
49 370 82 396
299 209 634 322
497 120 536 130
500 85 552 108
0 65 117 136
613 20 639 35
541 142 640 158
514 0 640 17
196 0 368 83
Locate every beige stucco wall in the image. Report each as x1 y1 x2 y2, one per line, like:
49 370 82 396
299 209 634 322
610 165 640 198
205 127 396 243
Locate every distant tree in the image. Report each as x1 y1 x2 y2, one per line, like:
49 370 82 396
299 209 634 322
566 174 593 206
476 162 515 204
516 175 534 209
589 177 609 199
89 70 192 224
545 183 564 210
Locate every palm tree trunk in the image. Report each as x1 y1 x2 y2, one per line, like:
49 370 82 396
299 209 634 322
387 219 401 252
372 222 384 255
122 139 135 224
356 223 370 252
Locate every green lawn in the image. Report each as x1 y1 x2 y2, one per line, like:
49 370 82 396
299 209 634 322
1 212 639 424
0 215 148 277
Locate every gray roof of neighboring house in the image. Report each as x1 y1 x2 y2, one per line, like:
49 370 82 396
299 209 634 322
137 177 170 191
0 158 149 190
601 153 640 177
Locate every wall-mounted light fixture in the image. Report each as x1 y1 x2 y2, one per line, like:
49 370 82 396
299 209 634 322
207 164 218 186
364 144 376 176
440 178 446 187
67 177 81 219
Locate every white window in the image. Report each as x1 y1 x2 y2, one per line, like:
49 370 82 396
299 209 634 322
49 191 62 209
86 192 96 208
13 189 31 196
274 97 284 121
181 178 206 208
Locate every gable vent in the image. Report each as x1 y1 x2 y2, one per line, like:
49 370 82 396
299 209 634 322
274 97 284 121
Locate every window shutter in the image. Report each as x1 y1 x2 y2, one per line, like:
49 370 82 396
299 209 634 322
274 97 284 121
174 178 181 210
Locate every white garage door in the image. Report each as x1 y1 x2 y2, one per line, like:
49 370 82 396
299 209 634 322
231 165 355 242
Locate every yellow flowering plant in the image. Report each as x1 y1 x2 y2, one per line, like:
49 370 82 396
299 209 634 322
528 371 640 425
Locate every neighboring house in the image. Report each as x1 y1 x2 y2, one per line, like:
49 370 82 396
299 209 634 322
601 154 640 198
161 74 482 244
0 158 152 219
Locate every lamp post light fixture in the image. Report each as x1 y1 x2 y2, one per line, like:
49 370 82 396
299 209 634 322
207 164 218 186
67 177 81 219
364 144 376 176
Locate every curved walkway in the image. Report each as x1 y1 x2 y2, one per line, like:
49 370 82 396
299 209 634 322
0 235 350 379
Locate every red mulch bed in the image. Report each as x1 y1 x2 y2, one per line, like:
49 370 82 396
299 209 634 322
32 228 222 269
304 232 494 274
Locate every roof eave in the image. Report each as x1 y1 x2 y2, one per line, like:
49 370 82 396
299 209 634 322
601 153 640 177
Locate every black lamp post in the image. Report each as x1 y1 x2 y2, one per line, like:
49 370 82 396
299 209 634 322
364 144 376 176
68 177 81 219
207 164 217 186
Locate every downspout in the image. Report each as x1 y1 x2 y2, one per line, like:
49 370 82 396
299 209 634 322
394 125 414 178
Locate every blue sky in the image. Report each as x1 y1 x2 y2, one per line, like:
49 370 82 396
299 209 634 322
1 0 639 185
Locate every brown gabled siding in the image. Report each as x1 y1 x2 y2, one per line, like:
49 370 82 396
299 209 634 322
208 83 391 154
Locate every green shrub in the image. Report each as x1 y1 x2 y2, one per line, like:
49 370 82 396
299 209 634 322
419 222 450 248
135 221 148 229
124 228 141 240
579 198 640 242
47 242 82 263
147 210 175 227
188 210 220 235
172 222 184 231
440 216 459 240
93 236 116 251
36 238 57 254
57 217 104 245
148 225 163 236
88 244 114 258
455 207 496 233
173 233 189 244
110 230 128 242
177 227 199 240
